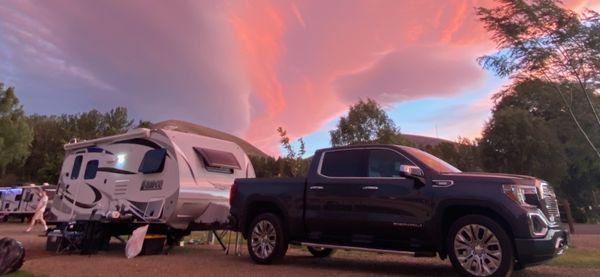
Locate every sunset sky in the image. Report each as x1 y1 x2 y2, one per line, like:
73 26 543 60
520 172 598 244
1 0 599 156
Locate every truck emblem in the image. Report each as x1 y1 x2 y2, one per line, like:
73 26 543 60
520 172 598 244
393 222 423 228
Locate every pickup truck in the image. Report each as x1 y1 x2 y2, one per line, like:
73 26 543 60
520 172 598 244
229 144 569 277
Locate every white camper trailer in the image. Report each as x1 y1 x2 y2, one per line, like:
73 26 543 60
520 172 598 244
49 128 255 243
1 185 56 222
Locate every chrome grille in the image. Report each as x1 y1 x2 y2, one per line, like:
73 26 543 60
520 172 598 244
540 183 560 223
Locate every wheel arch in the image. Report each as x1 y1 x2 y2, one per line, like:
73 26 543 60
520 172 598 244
243 198 289 239
435 201 517 259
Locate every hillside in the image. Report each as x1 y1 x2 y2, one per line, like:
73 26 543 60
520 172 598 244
152 120 269 158
401 134 455 147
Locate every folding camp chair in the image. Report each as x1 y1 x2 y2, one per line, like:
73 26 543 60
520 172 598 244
56 222 84 254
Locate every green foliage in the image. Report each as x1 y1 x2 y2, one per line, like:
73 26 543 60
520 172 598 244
18 107 136 183
477 0 600 157
423 138 482 172
0 84 33 177
482 79 600 221
249 127 310 178
136 120 153 128
480 106 567 185
277 127 309 177
330 98 402 146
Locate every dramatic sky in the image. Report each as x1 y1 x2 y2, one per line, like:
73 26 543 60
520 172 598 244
1 0 599 155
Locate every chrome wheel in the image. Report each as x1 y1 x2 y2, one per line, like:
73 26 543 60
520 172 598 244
250 220 277 259
454 224 502 276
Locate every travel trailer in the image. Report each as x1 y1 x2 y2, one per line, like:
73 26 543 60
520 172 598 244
1 185 56 222
48 128 255 244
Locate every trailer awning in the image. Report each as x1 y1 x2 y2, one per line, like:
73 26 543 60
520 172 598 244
193 147 241 170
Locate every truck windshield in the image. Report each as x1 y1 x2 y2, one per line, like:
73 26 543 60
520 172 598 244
400 146 461 173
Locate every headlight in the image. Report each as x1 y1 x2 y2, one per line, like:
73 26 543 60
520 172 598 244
502 184 538 207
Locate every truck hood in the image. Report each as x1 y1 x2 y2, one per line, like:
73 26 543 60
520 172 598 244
440 172 538 185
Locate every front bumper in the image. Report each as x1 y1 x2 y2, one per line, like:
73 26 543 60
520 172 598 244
514 226 569 266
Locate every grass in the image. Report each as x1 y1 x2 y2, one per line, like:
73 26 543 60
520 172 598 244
548 248 600 268
4 271 36 277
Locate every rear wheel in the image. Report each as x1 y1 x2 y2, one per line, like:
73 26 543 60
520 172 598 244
447 215 514 277
246 213 288 264
307 246 335 258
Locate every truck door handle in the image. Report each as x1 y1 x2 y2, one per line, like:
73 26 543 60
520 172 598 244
309 186 324 190
362 186 379 190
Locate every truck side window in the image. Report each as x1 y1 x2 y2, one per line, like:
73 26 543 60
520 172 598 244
71 155 83 179
138 149 167 174
84 160 99 179
320 149 367 177
368 149 413 177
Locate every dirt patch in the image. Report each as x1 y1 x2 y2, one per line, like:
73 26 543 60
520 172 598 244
0 223 598 277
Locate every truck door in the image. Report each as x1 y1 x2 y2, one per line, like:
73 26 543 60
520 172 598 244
305 149 369 245
361 148 432 250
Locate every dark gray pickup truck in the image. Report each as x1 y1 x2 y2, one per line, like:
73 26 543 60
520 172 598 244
229 144 569 277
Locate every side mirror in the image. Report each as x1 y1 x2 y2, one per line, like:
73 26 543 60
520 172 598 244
399 165 425 185
399 165 424 178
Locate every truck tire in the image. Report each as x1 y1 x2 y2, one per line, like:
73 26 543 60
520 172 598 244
307 246 335 258
247 213 288 264
447 215 514 277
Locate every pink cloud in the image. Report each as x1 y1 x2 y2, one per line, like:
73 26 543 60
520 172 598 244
1 0 596 155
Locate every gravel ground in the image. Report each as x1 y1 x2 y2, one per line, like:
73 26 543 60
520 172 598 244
1 223 599 277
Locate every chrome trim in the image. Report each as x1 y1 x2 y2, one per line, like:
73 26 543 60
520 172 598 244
432 180 454 188
555 237 567 255
301 242 416 256
316 147 416 180
309 186 324 190
527 211 549 237
362 186 379 190
454 224 502 276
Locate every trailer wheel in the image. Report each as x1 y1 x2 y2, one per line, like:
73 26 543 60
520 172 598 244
246 213 288 264
307 246 335 258
447 215 514 277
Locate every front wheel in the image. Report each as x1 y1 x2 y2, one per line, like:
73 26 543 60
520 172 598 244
246 213 288 264
447 215 514 277
307 246 335 258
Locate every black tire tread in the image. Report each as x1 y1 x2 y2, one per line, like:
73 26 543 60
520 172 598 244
307 246 335 258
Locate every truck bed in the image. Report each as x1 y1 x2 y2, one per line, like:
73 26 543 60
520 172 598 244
231 177 306 237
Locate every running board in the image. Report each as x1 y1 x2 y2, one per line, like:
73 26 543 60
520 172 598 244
301 242 423 256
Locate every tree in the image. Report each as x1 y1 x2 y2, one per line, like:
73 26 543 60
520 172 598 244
425 138 482 172
136 120 153 128
480 106 567 185
330 98 409 146
18 107 138 183
103 107 134 135
21 115 68 182
277 127 309 177
0 84 33 177
477 0 600 158
489 79 599 221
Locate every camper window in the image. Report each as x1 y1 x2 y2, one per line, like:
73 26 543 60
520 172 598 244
193 147 240 174
138 149 167 174
84 160 99 179
71 155 83 179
